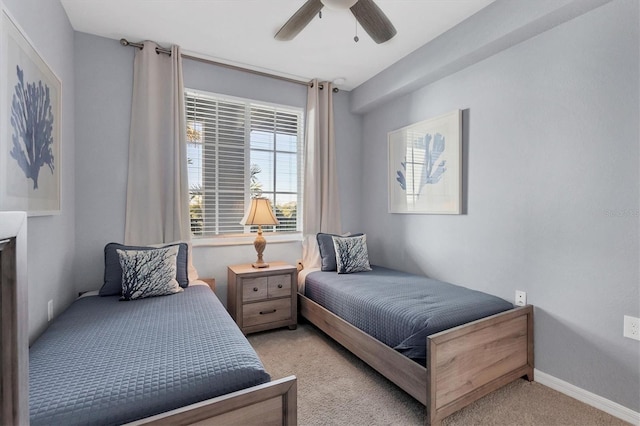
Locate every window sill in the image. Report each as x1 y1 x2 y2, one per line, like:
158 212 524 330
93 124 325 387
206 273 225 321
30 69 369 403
191 233 303 248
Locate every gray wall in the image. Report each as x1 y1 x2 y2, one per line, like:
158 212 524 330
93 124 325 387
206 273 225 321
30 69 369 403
73 32 363 303
353 0 639 412
73 33 133 293
3 0 76 342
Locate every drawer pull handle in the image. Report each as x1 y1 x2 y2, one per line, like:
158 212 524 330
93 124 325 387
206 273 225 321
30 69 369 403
259 309 277 315
277 284 283 288
253 287 259 292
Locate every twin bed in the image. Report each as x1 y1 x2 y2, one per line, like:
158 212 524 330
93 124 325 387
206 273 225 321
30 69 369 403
297 233 534 426
29 281 296 425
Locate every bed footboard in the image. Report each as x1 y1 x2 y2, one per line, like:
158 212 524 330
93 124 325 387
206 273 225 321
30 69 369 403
299 292 428 403
127 375 297 426
299 293 534 426
427 305 534 425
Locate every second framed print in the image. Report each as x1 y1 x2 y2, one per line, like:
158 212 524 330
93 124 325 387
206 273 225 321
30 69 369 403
388 110 461 214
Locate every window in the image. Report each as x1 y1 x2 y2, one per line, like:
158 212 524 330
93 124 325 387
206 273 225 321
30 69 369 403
185 89 303 238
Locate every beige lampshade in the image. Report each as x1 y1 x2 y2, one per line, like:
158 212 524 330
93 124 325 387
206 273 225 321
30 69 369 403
240 198 280 226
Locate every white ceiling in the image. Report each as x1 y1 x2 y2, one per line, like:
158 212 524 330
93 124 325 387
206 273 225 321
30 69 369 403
60 0 495 91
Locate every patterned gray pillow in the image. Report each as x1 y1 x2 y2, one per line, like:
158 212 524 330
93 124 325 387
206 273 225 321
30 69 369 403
332 234 372 274
117 246 183 301
317 232 363 271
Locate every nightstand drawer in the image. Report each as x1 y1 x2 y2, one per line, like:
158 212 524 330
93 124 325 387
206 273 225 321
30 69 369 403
268 274 291 298
243 298 292 327
242 277 268 302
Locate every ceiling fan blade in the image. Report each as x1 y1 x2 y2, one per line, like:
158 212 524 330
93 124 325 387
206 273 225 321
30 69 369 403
275 0 324 41
350 0 397 44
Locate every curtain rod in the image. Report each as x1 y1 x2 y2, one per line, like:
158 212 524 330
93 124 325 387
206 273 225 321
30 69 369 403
119 38 339 92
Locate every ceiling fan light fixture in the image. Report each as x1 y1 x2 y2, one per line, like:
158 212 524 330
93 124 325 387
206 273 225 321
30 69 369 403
320 0 358 10
275 0 395 44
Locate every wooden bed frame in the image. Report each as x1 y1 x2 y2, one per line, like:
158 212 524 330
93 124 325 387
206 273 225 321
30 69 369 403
128 375 297 426
299 293 533 426
1 213 29 425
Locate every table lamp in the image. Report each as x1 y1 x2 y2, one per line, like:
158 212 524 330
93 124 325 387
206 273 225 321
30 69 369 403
240 197 280 268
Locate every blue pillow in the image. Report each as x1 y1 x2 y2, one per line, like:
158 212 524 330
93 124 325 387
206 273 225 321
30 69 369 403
316 233 363 271
100 242 189 296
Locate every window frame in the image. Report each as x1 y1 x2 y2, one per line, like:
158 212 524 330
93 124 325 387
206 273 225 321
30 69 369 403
185 88 304 245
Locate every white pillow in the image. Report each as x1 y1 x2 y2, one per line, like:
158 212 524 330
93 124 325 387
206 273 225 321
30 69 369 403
302 234 322 270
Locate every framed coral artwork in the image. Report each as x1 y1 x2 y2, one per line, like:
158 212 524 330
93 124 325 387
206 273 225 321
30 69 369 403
388 110 461 214
1 5 61 215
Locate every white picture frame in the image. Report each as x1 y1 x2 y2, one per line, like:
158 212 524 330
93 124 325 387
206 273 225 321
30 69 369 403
0 5 61 215
388 110 462 214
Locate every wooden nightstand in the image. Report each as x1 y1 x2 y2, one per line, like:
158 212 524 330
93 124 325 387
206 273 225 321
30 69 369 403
200 278 216 292
227 262 297 335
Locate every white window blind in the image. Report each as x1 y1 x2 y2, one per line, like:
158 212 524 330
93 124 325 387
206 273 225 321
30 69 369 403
185 89 303 238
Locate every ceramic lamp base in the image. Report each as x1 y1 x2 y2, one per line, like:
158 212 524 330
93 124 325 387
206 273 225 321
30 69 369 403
251 226 269 268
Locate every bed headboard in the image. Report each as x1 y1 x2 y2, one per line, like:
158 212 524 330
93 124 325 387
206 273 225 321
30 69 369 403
0 212 28 425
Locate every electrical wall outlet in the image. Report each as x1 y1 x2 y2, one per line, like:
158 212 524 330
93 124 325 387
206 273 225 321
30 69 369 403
623 315 639 341
47 300 53 322
515 290 527 307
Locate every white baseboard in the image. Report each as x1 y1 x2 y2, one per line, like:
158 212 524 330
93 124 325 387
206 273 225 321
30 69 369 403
534 369 640 425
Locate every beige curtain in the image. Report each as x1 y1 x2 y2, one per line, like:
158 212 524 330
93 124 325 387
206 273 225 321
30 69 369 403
124 42 190 245
303 79 341 236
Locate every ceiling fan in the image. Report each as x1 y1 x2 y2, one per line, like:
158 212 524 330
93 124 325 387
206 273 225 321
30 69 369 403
275 0 397 44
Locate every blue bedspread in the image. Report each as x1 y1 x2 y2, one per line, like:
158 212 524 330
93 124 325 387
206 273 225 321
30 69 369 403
29 285 270 425
305 266 513 364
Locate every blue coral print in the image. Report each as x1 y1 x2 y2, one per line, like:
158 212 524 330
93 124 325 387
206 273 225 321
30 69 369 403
10 65 55 190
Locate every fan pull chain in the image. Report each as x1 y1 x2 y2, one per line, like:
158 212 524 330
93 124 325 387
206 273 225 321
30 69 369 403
319 10 322 19
354 18 359 42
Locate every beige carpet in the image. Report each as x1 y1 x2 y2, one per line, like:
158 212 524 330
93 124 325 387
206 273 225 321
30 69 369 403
248 323 630 426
